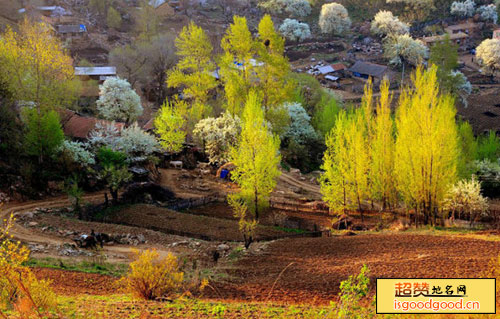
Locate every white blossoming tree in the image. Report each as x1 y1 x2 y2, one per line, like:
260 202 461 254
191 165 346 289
477 4 498 24
443 177 489 226
193 112 241 165
282 102 318 144
58 140 95 167
450 0 476 18
476 38 500 76
96 77 143 124
384 34 428 79
371 10 409 37
88 122 158 160
259 0 311 18
279 19 311 42
319 3 351 35
118 123 158 158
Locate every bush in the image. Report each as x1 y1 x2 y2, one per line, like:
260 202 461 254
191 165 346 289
0 215 57 314
334 264 374 319
123 249 184 300
97 147 127 168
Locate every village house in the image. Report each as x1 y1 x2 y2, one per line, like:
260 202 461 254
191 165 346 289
445 21 481 35
348 61 387 82
421 32 469 51
57 24 87 39
59 110 125 140
18 6 69 17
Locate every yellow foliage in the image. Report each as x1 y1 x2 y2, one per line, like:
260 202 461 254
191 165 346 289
124 249 184 300
0 214 57 315
0 18 79 109
395 66 459 222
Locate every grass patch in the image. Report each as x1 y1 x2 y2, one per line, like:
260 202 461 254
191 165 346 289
25 257 128 277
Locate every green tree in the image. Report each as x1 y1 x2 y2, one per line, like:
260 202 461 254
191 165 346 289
230 92 281 220
428 35 471 99
23 108 64 165
476 130 500 162
394 66 460 225
167 22 217 123
457 120 477 178
312 94 341 138
107 7 122 30
135 0 161 39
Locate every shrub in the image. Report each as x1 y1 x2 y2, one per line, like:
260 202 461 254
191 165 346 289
97 147 127 168
0 215 57 314
124 249 184 300
334 264 374 319
279 19 311 43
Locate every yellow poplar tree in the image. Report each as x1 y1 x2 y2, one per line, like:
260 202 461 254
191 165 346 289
154 99 187 153
369 79 397 209
0 19 79 110
394 66 460 225
230 92 281 220
167 22 217 122
256 14 294 110
320 107 370 219
320 111 352 215
219 16 256 116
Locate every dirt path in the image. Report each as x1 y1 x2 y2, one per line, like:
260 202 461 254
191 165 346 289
1 193 178 263
277 172 322 199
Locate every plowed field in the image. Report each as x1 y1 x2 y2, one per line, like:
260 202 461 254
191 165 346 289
211 234 500 305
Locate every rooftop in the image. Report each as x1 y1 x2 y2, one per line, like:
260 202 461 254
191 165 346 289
348 61 387 78
74 66 116 76
57 24 86 34
60 110 125 139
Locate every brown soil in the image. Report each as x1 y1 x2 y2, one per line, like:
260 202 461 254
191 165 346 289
32 268 118 296
211 234 500 305
107 204 292 241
